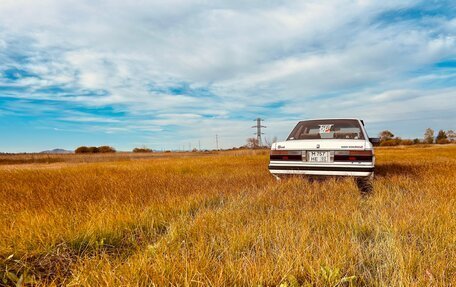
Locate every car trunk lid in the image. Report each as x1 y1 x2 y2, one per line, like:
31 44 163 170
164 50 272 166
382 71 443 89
273 139 367 151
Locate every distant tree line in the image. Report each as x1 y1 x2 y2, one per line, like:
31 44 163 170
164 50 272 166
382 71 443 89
75 146 116 153
75 146 156 153
74 128 455 154
132 147 153 153
379 128 455 146
243 128 455 149
242 137 279 149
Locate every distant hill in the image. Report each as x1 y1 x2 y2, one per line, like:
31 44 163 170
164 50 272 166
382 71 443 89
40 148 74 154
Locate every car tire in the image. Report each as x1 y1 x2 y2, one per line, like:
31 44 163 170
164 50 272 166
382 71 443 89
356 175 373 194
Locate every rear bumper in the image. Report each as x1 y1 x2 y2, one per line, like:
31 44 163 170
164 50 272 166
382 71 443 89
269 164 374 177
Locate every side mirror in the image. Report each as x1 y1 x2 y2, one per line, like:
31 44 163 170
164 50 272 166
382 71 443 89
369 137 380 146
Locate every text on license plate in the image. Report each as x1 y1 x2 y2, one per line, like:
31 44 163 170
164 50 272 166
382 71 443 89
308 151 330 162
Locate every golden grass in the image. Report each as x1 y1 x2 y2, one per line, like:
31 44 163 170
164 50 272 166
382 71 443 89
0 146 455 286
0 151 216 165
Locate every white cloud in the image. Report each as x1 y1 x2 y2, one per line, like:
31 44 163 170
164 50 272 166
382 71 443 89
60 116 121 123
0 0 455 149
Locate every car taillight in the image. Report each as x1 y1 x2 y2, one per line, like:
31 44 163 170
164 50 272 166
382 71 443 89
270 150 303 155
334 150 373 162
270 150 289 155
270 150 303 161
334 150 373 156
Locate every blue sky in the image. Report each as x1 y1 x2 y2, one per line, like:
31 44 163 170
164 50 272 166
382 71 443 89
0 0 455 152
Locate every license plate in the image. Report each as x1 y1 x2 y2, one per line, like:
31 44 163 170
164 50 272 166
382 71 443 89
308 151 330 162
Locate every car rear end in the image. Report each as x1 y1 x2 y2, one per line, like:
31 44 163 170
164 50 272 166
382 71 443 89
268 119 375 178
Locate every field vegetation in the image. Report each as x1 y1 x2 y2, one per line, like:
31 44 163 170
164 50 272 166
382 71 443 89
75 146 116 154
0 145 455 286
0 151 207 166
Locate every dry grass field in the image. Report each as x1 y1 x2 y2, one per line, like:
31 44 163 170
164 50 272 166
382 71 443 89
0 145 455 286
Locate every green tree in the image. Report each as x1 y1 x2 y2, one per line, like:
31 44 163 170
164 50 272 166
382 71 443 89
436 130 449 144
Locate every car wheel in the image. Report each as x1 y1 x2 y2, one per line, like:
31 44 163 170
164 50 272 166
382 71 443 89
356 175 373 194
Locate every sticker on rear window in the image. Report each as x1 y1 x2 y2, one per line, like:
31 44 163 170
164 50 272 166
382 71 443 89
319 124 333 133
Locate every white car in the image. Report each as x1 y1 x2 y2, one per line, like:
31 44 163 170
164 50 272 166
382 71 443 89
269 118 378 192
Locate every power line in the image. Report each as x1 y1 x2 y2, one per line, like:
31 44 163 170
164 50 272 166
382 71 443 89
252 118 266 146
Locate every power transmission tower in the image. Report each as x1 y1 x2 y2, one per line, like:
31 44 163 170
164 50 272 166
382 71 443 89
252 118 266 147
215 134 219 150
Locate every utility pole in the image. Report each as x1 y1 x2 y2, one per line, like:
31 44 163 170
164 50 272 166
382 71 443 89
252 118 266 147
216 134 219 150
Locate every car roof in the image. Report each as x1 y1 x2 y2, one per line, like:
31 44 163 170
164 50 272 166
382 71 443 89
297 118 362 121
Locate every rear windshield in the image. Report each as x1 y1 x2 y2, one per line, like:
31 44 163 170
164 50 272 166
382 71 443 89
287 119 365 140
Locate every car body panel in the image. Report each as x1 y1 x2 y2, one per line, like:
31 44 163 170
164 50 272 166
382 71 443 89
272 139 369 151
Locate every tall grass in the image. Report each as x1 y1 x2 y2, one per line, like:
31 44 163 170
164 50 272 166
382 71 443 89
0 146 455 286
0 151 218 165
